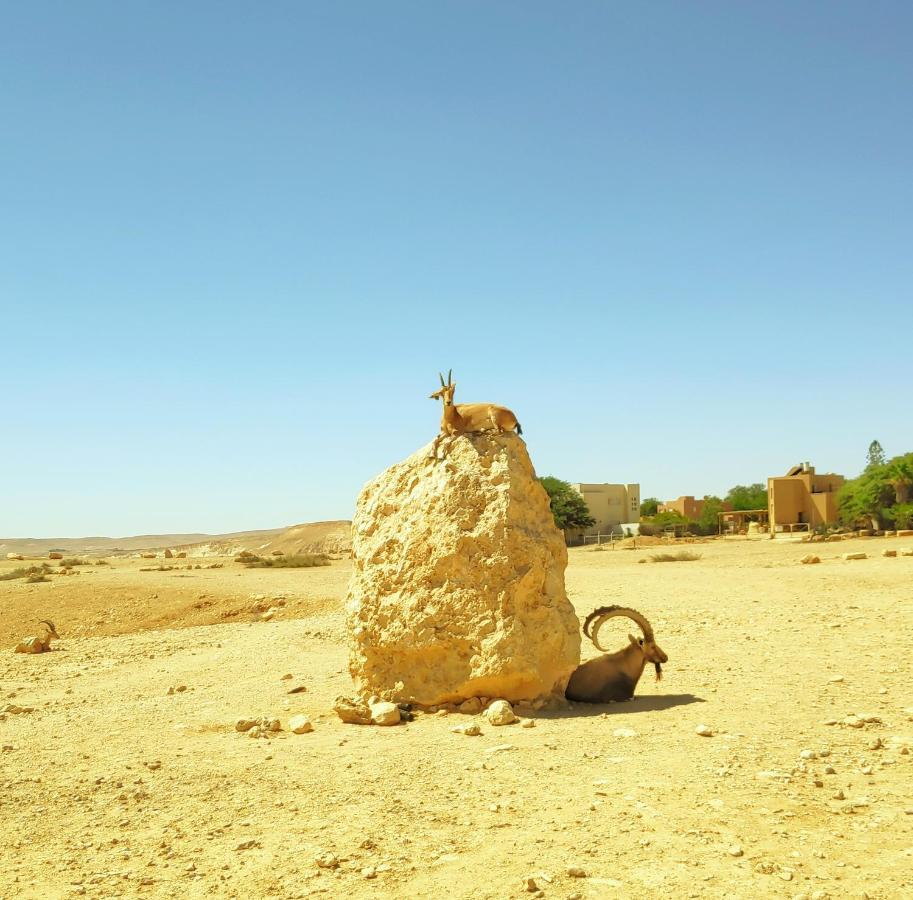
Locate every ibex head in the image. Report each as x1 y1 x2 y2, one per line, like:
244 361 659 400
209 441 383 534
38 619 59 639
585 606 668 680
429 369 455 405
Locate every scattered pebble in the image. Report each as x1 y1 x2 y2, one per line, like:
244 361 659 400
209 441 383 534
567 866 587 878
727 845 743 857
695 724 714 737
334 697 372 725
485 700 518 726
451 723 481 736
289 715 313 734
369 701 401 726
613 727 638 738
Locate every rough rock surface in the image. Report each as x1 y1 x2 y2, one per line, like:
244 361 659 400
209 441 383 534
346 433 580 705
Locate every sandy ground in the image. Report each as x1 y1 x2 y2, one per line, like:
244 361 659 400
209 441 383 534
1 537 912 899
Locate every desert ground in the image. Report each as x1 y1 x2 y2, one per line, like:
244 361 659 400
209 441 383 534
1 536 911 900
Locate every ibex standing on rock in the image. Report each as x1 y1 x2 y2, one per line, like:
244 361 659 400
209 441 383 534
429 370 522 458
565 606 667 703
14 620 60 654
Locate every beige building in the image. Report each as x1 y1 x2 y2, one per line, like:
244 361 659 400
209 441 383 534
658 495 731 520
768 463 844 532
570 483 641 537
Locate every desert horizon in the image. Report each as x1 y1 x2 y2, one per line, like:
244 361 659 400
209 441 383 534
5 4 912 898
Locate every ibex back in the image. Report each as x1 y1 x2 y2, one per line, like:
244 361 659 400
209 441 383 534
429 370 522 458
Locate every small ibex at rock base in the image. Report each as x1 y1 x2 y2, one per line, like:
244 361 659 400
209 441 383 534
429 370 522 458
14 620 60 654
565 606 667 703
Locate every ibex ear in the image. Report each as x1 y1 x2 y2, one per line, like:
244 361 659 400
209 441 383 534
628 634 641 646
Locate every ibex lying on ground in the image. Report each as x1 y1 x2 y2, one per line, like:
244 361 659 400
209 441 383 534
429 370 522 457
565 606 667 703
14 620 60 654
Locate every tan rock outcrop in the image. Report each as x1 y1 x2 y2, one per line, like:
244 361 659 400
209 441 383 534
345 432 580 706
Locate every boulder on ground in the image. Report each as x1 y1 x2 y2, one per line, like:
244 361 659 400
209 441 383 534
369 701 401 726
289 714 313 734
882 549 897 558
800 554 820 565
6 553 24 561
164 549 173 558
48 552 63 560
843 552 867 561
346 433 580 706
485 699 518 726
334 696 372 725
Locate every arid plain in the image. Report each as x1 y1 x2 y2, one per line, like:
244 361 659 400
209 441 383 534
1 536 911 900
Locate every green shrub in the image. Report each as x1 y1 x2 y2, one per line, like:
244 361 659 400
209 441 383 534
242 554 330 569
1 564 51 581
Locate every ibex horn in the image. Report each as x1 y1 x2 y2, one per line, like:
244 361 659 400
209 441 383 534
439 372 446 387
447 368 452 385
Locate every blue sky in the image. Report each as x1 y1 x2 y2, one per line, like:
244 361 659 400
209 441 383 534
2 2 911 536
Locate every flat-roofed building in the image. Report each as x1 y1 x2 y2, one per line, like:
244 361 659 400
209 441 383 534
768 463 844 532
570 482 641 537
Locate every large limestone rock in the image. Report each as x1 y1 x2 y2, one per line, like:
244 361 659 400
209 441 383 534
346 432 580 705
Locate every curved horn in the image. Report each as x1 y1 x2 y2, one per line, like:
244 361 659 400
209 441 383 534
439 372 446 387
38 619 57 633
583 605 654 651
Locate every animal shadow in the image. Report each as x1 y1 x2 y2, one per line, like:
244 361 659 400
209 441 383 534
542 693 706 719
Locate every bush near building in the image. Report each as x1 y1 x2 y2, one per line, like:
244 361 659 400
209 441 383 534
838 451 913 530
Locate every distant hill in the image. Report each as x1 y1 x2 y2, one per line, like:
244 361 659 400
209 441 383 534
256 521 352 556
0 521 351 558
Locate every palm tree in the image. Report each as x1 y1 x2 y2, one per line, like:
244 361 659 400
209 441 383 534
887 455 913 505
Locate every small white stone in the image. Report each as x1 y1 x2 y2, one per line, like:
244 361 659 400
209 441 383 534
369 701 401 726
450 723 481 736
799 750 817 760
289 715 313 734
727 845 744 857
613 727 638 738
695 724 714 737
485 700 518 726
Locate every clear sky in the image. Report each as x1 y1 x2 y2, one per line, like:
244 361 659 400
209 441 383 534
2 2 911 537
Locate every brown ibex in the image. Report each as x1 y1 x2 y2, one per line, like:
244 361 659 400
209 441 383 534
565 606 667 703
429 370 522 457
14 620 60 654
